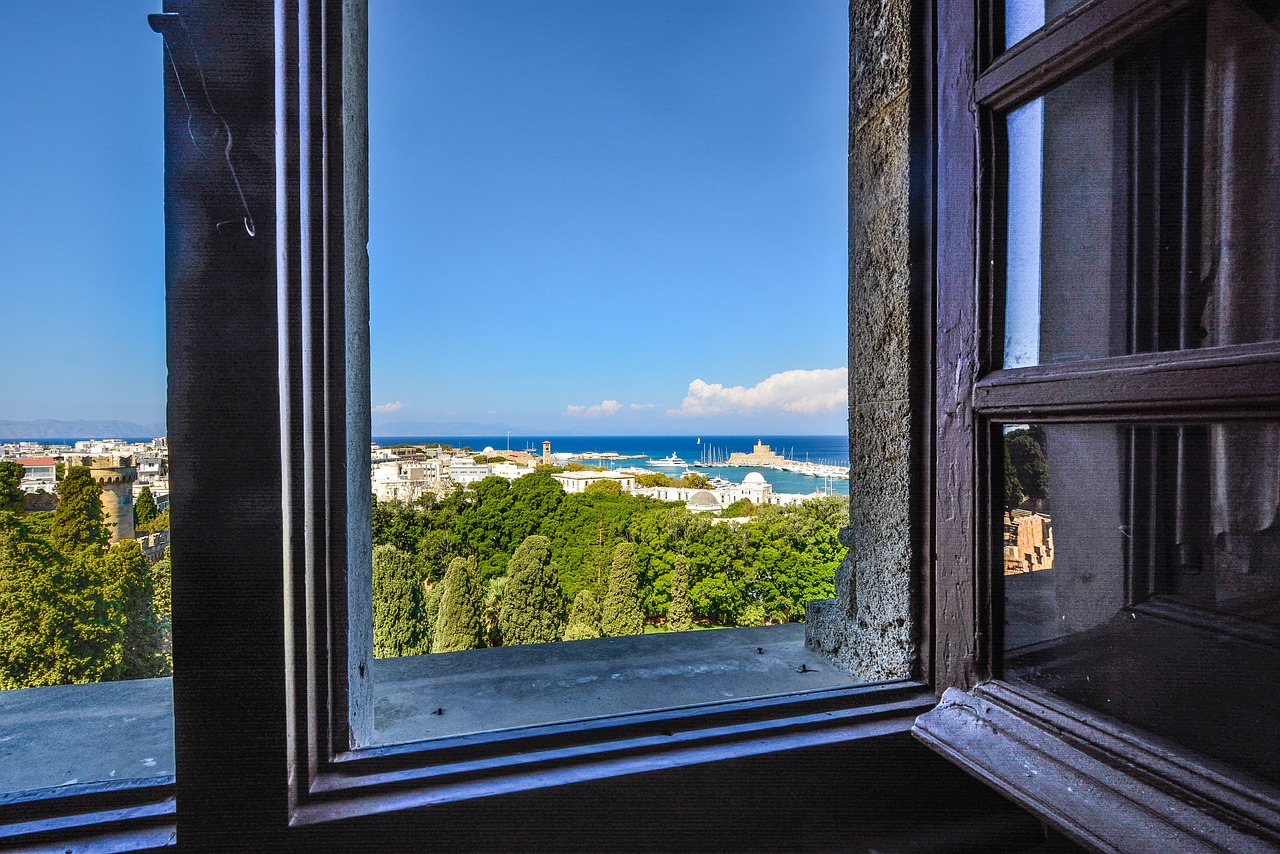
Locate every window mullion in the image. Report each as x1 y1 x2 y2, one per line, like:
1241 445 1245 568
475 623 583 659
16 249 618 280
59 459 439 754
973 344 1280 420
977 0 1200 111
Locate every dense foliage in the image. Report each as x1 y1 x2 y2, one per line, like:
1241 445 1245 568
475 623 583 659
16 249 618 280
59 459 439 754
601 542 644 636
369 473 846 656
1006 426 1050 508
563 589 602 641
0 462 24 515
499 535 564 645
667 556 693 632
134 486 158 528
373 544 430 658
0 483 170 689
433 556 485 652
51 467 108 551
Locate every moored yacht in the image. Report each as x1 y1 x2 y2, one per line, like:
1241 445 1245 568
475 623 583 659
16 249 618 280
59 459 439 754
648 453 687 468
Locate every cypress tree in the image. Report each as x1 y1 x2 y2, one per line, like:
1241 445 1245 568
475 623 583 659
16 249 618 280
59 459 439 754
432 556 484 652
51 467 108 552
372 544 430 658
667 556 693 632
601 542 644 636
563 588 602 641
423 580 443 651
134 486 157 528
499 535 564 645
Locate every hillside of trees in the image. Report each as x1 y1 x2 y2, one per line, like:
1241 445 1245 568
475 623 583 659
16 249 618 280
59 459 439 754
0 462 170 690
372 473 846 656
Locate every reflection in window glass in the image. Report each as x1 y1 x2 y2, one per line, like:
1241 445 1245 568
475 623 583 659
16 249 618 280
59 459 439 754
0 1 172 795
1002 0 1082 51
1000 3 1280 368
1002 421 1280 786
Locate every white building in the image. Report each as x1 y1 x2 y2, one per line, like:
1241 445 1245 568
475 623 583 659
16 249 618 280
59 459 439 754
447 457 493 487
632 471 823 513
551 470 637 494
371 458 439 502
491 461 537 481
16 457 57 493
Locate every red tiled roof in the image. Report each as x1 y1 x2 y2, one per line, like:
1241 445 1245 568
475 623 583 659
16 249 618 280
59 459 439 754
16 457 57 467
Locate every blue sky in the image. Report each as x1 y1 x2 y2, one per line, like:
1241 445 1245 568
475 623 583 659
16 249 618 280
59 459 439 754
0 1 165 426
0 1 848 436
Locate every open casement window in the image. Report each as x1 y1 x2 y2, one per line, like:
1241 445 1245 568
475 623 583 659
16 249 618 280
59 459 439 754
149 0 949 848
915 0 1280 849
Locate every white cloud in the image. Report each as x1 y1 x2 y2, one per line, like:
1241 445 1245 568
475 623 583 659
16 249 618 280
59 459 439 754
566 399 624 417
373 401 406 415
668 368 847 416
629 403 658 410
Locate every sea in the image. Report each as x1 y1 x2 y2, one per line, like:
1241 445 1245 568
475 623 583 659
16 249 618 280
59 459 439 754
372 434 851 497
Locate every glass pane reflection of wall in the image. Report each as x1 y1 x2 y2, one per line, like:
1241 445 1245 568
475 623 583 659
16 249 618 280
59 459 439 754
1001 2 1280 369
1001 421 1280 787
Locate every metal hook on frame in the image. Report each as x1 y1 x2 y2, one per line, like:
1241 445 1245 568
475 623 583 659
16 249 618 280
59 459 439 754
149 12 256 238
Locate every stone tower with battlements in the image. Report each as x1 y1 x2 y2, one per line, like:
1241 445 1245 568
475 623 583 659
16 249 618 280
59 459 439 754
65 454 138 543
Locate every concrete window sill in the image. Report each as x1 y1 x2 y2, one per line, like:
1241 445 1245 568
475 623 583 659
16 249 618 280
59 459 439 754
0 624 856 795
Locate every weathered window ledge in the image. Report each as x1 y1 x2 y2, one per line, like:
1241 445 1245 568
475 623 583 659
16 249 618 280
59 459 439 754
1 624 856 794
371 623 857 745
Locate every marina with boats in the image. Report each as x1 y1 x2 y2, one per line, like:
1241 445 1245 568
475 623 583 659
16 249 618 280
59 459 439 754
560 439 849 496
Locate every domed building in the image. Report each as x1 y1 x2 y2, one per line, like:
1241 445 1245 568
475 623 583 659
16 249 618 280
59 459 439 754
735 471 772 506
686 490 721 513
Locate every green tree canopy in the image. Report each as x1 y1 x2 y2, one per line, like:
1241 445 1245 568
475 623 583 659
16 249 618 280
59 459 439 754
373 544 430 658
563 588 602 641
432 556 485 653
151 547 173 673
1003 444 1026 510
720 498 756 518
0 512 118 688
51 466 107 552
423 581 443 649
601 542 644 636
583 479 622 496
100 539 165 679
137 508 170 534
499 535 565 645
1007 429 1050 503
667 555 694 632
737 602 767 627
678 473 711 489
134 486 158 527
0 462 25 515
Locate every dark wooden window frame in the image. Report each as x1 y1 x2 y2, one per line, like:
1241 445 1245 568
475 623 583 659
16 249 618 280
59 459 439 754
170 0 941 847
273 0 937 837
916 0 1280 849
1 0 949 847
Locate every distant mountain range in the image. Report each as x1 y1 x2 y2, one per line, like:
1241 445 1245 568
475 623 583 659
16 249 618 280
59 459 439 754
372 419 518 437
0 420 166 440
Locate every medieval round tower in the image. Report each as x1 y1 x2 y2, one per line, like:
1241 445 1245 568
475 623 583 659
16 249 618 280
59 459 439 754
66 454 138 543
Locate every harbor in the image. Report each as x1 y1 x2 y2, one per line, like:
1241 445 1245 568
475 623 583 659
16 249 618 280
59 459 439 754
372 435 851 497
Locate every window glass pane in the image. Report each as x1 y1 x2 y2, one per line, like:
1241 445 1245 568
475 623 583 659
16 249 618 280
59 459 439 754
1002 421 1280 786
0 1 172 795
362 0 859 747
1001 3 1280 368
1002 0 1083 52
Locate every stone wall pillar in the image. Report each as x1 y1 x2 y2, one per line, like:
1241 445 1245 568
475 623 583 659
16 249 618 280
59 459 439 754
806 0 915 682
